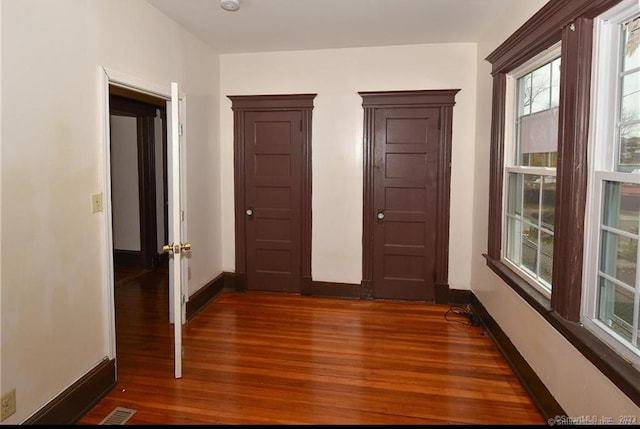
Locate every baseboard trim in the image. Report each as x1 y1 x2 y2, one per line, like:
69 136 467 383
470 294 565 420
448 288 472 305
23 358 116 425
435 283 450 304
302 280 361 299
223 271 237 290
229 275 469 304
360 280 373 299
113 249 143 269
186 272 227 321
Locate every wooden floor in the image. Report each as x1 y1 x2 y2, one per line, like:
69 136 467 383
78 269 545 425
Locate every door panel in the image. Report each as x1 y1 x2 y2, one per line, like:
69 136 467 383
245 111 302 292
168 82 185 379
373 107 441 300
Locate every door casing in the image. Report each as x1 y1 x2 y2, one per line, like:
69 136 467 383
228 94 316 292
360 90 459 303
100 67 185 376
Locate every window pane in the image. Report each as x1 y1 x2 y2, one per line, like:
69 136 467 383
516 58 560 167
523 174 540 224
622 16 640 72
619 123 640 169
598 277 634 343
525 152 556 167
602 181 640 234
540 230 554 284
506 217 521 263
505 171 554 289
518 73 532 117
618 17 640 172
507 173 522 215
551 58 561 108
600 230 637 287
531 63 551 113
522 224 539 274
621 71 640 122
541 176 555 231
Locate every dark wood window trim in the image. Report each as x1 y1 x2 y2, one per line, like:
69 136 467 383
228 94 316 290
359 90 458 303
485 0 640 407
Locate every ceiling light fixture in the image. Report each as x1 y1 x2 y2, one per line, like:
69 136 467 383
220 0 240 12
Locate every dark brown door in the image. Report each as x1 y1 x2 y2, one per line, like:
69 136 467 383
372 107 441 300
361 90 458 303
244 110 302 292
229 94 315 295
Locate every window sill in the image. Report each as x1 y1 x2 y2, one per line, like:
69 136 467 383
484 253 640 408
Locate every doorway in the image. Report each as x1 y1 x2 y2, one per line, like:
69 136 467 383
108 84 170 365
360 90 459 303
109 86 168 273
228 94 316 293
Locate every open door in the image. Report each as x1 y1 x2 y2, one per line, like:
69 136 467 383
163 82 190 379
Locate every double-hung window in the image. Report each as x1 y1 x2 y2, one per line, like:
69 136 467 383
584 0 640 366
486 0 640 407
503 46 561 298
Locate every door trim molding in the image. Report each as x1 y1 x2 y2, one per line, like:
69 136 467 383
99 67 171 361
228 94 317 291
359 90 459 303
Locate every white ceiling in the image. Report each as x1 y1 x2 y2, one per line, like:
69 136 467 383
146 0 525 54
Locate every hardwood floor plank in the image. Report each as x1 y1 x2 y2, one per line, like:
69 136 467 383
78 270 545 425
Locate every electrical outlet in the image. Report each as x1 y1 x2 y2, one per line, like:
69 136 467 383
91 193 103 213
1 388 16 422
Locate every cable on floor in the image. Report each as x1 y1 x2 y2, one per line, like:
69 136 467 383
444 304 483 327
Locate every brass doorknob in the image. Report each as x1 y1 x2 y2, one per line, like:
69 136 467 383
163 243 191 253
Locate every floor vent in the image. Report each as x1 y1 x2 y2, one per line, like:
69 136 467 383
99 407 136 425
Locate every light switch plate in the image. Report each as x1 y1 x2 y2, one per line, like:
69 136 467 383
91 193 103 213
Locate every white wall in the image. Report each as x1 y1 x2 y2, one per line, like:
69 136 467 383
220 43 478 288
471 0 640 418
0 0 221 423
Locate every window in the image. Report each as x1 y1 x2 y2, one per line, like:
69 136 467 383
584 0 640 367
503 48 561 297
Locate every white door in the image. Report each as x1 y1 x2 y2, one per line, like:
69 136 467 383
165 81 189 379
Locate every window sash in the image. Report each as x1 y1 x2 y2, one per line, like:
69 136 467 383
585 172 640 365
502 47 560 297
583 2 640 366
503 168 556 297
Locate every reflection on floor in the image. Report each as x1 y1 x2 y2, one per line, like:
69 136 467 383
114 267 151 287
